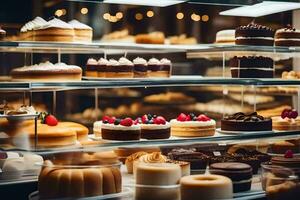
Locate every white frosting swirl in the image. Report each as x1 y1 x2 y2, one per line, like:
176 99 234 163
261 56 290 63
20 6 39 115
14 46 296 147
108 59 120 66
119 57 133 66
98 58 109 65
160 58 171 65
148 58 161 65
87 58 98 65
133 57 147 65
21 17 47 32
37 18 73 30
68 19 92 30
12 61 81 72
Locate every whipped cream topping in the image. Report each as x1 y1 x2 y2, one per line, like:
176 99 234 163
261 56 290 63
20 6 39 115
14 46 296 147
170 119 216 127
236 37 274 40
108 59 120 66
141 122 170 130
21 17 47 32
119 57 134 66
18 106 36 115
98 58 109 65
148 58 161 65
68 19 92 30
101 123 140 130
133 57 147 65
87 58 98 65
37 18 73 30
12 61 81 72
160 58 171 65
216 29 235 37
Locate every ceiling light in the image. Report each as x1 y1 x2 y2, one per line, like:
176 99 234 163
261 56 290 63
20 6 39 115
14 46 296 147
146 10 154 17
191 13 200 21
103 0 186 7
220 1 300 17
61 9 67 15
135 13 143 20
202 15 209 22
81 7 89 15
176 12 184 20
55 9 63 17
116 12 123 19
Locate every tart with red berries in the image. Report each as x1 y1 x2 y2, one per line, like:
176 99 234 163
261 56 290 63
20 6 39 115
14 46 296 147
272 109 300 131
101 116 141 140
137 114 170 139
170 113 216 137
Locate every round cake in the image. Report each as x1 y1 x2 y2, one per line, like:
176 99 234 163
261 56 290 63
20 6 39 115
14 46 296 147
272 109 300 131
215 29 235 44
209 162 253 193
229 56 274 78
85 58 98 77
138 114 171 139
180 174 233 200
275 26 300 46
147 58 171 78
59 122 89 141
171 113 216 137
11 61 82 82
271 151 300 177
235 22 275 46
38 160 122 199
221 112 272 131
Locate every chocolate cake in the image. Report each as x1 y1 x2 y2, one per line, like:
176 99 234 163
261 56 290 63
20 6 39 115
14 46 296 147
209 162 253 193
230 56 274 78
275 26 300 46
271 150 300 177
138 114 171 139
221 112 272 131
235 22 275 46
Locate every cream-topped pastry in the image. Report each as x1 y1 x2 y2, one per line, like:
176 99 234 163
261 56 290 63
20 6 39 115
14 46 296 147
106 58 133 78
272 109 300 131
148 58 171 78
68 19 93 42
34 18 74 42
86 58 98 77
137 114 171 139
97 58 109 77
133 57 148 78
10 61 82 82
20 17 47 41
101 116 141 140
171 113 216 137
215 29 235 44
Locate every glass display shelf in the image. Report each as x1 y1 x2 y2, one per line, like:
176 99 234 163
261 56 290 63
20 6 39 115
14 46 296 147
1 77 300 92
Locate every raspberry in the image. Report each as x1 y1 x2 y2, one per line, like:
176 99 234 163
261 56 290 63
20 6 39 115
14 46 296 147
284 150 294 158
102 115 111 121
108 117 116 124
141 115 148 123
153 116 166 125
120 117 133 126
288 110 298 119
177 113 187 122
281 109 290 119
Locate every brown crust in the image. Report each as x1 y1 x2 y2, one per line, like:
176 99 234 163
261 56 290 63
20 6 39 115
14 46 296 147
11 67 82 75
11 74 82 82
105 72 133 78
34 28 74 36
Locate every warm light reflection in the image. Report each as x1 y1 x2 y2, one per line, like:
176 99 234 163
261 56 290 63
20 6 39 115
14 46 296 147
116 12 123 19
103 13 110 20
191 13 200 21
61 9 67 16
81 7 88 15
202 15 209 22
146 10 154 17
55 10 63 17
176 12 184 20
135 13 143 20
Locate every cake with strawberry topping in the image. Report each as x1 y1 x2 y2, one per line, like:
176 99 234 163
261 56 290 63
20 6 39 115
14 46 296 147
137 114 170 139
170 113 216 137
271 150 300 177
101 116 141 140
272 109 300 131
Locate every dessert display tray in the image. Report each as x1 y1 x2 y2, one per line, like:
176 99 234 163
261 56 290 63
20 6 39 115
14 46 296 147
216 128 275 135
82 75 203 81
28 187 133 200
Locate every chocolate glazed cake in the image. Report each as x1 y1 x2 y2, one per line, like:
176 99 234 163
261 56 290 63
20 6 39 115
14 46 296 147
230 56 274 78
235 22 275 46
221 112 272 131
275 26 300 46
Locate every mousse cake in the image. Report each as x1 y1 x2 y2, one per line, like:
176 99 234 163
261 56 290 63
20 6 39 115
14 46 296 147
137 114 170 139
275 26 300 46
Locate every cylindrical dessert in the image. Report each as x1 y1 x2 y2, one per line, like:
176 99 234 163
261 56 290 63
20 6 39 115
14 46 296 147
86 58 98 77
133 57 148 78
135 163 181 200
170 113 216 137
97 58 108 78
125 151 147 174
147 58 171 78
180 174 233 200
167 159 191 177
106 58 133 78
209 162 253 193
138 114 171 139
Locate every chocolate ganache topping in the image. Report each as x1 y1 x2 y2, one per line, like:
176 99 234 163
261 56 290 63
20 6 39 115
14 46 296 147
235 22 275 38
224 112 265 122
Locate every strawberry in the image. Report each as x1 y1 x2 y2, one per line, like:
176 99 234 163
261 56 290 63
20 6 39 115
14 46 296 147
186 115 191 121
108 116 116 124
120 117 133 126
177 113 187 122
44 114 58 126
153 116 166 125
141 115 148 123
102 115 111 121
284 150 294 158
197 114 211 122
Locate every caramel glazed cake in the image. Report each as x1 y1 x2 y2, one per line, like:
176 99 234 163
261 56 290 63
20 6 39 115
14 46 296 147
10 61 82 82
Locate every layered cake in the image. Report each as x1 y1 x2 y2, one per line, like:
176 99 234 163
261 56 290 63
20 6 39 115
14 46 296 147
275 26 300 46
68 19 93 42
11 61 82 82
230 56 274 78
272 109 300 131
137 114 171 139
135 163 181 200
34 18 74 42
271 150 300 177
235 22 275 46
133 57 148 78
20 17 47 41
180 174 233 200
97 58 109 77
135 32 165 44
106 58 133 78
85 58 98 77
221 112 272 131
38 160 122 199
59 122 89 142
170 113 216 137
147 58 171 78
101 117 141 140
215 29 235 44
209 162 253 193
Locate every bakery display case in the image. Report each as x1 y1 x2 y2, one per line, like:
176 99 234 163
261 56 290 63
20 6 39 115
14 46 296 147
2 0 300 199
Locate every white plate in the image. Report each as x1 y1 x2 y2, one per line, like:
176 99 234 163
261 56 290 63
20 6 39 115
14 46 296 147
216 128 274 135
29 187 133 200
